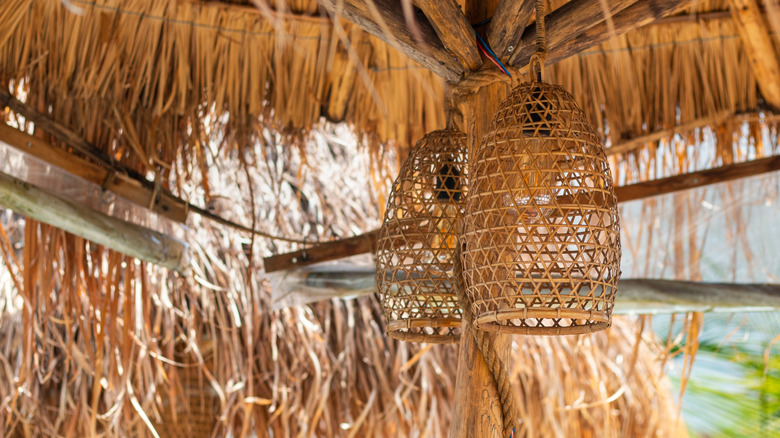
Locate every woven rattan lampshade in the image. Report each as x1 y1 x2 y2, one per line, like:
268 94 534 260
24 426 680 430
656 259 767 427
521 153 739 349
376 129 468 343
461 81 621 335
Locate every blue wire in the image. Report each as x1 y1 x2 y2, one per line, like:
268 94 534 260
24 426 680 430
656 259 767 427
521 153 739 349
473 17 492 27
475 32 510 77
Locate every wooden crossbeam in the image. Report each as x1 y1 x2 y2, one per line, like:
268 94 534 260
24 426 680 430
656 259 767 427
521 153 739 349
607 110 734 156
417 0 482 70
510 0 697 68
509 0 638 67
0 123 189 222
729 0 780 111
316 0 463 82
263 154 780 272
487 0 536 61
271 270 780 314
0 171 189 272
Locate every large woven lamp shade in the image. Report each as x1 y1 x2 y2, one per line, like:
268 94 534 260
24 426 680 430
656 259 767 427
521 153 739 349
376 129 468 343
461 80 621 335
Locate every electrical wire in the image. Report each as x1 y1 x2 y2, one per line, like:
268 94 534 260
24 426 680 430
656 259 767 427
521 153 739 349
475 32 511 76
477 41 507 73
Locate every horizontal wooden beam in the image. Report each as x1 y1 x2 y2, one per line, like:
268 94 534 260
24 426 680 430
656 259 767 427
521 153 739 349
0 123 188 222
487 0 535 61
317 0 463 82
0 89 129 177
615 154 780 202
264 154 780 272
417 0 482 70
510 0 697 68
509 0 638 67
607 110 734 156
0 171 189 272
270 268 780 313
263 231 379 272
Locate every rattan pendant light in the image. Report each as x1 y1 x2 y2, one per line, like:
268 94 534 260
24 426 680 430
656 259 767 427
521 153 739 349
376 129 468 343
461 1 621 335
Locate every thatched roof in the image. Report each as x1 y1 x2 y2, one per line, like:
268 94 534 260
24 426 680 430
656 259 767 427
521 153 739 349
1 0 778 436
1 0 775 169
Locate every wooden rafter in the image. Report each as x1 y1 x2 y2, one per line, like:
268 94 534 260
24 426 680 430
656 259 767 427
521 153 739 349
729 0 780 111
416 0 482 70
316 0 463 82
509 0 638 67
0 123 189 223
263 154 780 272
0 171 189 272
487 0 536 61
510 0 697 68
271 271 780 314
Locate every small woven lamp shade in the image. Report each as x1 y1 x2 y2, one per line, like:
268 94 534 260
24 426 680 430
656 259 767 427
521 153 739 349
376 129 468 343
461 81 621 335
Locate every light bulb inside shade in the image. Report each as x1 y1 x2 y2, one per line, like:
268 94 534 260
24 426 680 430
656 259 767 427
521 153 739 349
500 139 558 225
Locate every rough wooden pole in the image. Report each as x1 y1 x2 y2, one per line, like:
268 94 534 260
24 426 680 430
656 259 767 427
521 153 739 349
450 0 513 424
0 171 189 272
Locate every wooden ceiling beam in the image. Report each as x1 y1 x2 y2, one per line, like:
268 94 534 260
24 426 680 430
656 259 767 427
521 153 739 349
729 0 780 111
487 0 536 61
508 0 638 67
317 0 463 82
510 0 697 68
0 123 189 223
264 153 780 272
416 0 482 70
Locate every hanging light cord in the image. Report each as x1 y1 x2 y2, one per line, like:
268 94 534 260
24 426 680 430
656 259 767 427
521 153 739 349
453 245 520 437
531 0 548 81
475 32 511 77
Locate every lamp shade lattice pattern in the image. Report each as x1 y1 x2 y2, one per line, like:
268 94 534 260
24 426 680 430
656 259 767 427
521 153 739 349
461 81 621 335
377 129 468 343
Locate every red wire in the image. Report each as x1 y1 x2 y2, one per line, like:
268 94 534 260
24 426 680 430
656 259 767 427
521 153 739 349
477 40 509 74
477 41 504 72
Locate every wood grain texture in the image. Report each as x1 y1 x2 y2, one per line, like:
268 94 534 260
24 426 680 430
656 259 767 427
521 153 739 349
262 231 379 273
509 0 696 68
615 154 780 202
487 0 536 61
0 171 189 272
449 57 510 438
729 0 780 110
417 0 482 70
264 153 780 270
509 0 638 66
317 0 463 81
607 110 733 156
0 123 189 222
274 270 780 314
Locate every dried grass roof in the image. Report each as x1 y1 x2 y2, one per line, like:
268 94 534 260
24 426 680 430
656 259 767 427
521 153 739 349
1 0 774 176
0 0 775 436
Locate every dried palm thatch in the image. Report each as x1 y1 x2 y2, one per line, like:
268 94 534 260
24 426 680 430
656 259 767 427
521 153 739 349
0 122 691 437
0 0 775 183
0 0 775 436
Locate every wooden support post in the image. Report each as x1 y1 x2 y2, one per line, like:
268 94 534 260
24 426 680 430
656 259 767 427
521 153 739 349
417 0 482 71
0 123 188 222
450 30 512 432
316 0 463 82
488 0 536 61
729 0 780 111
0 171 189 272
